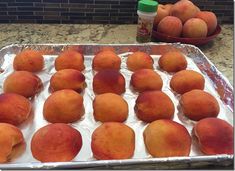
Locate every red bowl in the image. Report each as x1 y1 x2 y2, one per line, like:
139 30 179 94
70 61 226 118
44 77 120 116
152 25 221 46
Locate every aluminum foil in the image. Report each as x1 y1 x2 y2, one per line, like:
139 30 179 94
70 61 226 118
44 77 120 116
0 43 233 169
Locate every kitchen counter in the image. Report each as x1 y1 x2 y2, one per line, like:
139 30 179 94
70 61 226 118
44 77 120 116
0 24 233 169
0 24 233 84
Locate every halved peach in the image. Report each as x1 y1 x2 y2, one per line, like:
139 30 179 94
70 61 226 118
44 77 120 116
31 123 82 162
93 69 125 95
55 50 85 71
0 93 31 125
91 122 135 160
43 89 84 123
144 119 191 157
49 69 86 93
194 118 233 155
13 49 44 72
0 123 24 163
3 71 42 98
92 50 121 71
135 91 174 122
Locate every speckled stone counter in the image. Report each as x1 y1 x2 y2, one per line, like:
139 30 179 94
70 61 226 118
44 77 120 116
0 24 233 84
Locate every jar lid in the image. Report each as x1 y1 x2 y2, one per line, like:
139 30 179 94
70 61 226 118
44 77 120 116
138 0 158 13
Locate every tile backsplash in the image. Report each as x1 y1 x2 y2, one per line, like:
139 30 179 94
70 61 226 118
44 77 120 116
0 0 233 24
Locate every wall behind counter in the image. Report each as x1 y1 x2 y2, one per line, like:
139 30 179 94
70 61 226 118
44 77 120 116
0 0 233 24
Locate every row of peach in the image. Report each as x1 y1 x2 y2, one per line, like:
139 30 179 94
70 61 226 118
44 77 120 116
0 117 233 163
0 49 233 163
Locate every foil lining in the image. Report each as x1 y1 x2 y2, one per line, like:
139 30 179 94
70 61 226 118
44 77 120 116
0 43 233 169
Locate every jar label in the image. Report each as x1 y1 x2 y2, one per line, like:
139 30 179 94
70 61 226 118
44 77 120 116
137 17 152 37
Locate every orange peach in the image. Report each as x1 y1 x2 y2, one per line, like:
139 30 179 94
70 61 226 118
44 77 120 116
135 91 174 122
194 118 233 155
55 50 85 71
180 90 220 121
154 4 172 26
144 119 191 157
170 70 205 94
126 52 153 72
92 50 121 71
157 16 183 37
0 123 24 163
0 93 31 125
43 89 84 123
183 18 208 38
13 49 44 72
91 122 135 160
170 0 199 23
195 11 217 35
3 71 42 98
93 69 125 95
158 51 187 72
93 93 128 122
49 69 86 93
31 123 82 162
130 69 163 92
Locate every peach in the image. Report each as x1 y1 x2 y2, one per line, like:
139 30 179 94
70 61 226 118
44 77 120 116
157 16 183 37
180 90 220 121
0 123 24 163
93 69 125 95
55 50 85 71
154 4 172 26
183 18 208 38
135 91 174 123
195 11 218 35
50 69 86 93
126 51 153 72
31 123 82 162
144 119 191 157
43 89 84 123
3 71 42 98
194 118 233 155
93 93 128 122
13 49 44 72
91 122 135 160
0 93 31 125
92 50 121 71
130 69 163 92
170 0 199 23
170 70 205 94
158 51 187 72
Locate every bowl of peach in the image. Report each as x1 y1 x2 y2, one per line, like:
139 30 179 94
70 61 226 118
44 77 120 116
152 0 221 45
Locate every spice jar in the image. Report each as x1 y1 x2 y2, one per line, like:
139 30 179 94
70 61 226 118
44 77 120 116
136 0 158 43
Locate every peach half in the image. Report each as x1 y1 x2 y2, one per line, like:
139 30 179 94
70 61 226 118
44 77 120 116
180 90 220 121
0 123 24 163
135 91 175 123
130 69 163 92
0 93 31 125
55 50 85 71
91 122 135 160
43 89 84 123
158 51 187 72
3 71 42 98
92 50 121 71
31 123 82 162
144 119 191 157
93 69 125 95
13 49 44 72
170 70 205 94
93 93 128 122
50 69 86 93
126 51 153 72
194 118 233 155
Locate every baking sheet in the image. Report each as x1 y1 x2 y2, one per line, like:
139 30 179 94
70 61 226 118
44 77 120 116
0 43 233 169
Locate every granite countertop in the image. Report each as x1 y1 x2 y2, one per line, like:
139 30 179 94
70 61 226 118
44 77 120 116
0 24 233 84
0 24 233 169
